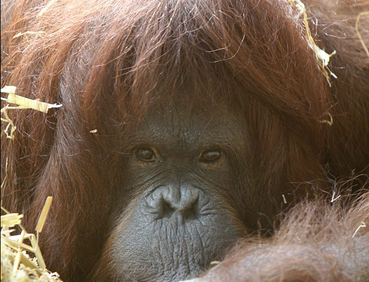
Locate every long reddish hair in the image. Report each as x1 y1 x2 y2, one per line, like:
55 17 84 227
2 0 368 280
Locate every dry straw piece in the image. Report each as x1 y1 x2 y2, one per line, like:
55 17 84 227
355 11 369 57
1 86 62 140
1 197 63 282
289 0 337 85
1 86 62 114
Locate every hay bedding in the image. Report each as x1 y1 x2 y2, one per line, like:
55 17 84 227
1 197 63 282
1 84 64 282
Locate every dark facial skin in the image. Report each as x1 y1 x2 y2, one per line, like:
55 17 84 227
95 101 250 282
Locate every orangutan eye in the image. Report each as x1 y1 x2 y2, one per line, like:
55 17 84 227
135 147 157 162
200 150 222 163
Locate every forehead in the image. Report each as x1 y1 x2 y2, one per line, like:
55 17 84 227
128 99 247 151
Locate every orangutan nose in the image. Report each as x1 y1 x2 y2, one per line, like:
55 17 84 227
147 185 200 220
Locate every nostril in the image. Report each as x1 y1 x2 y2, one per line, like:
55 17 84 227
161 199 176 219
150 186 200 220
161 195 199 220
181 197 199 220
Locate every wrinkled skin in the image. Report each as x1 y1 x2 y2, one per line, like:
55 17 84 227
94 101 250 281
